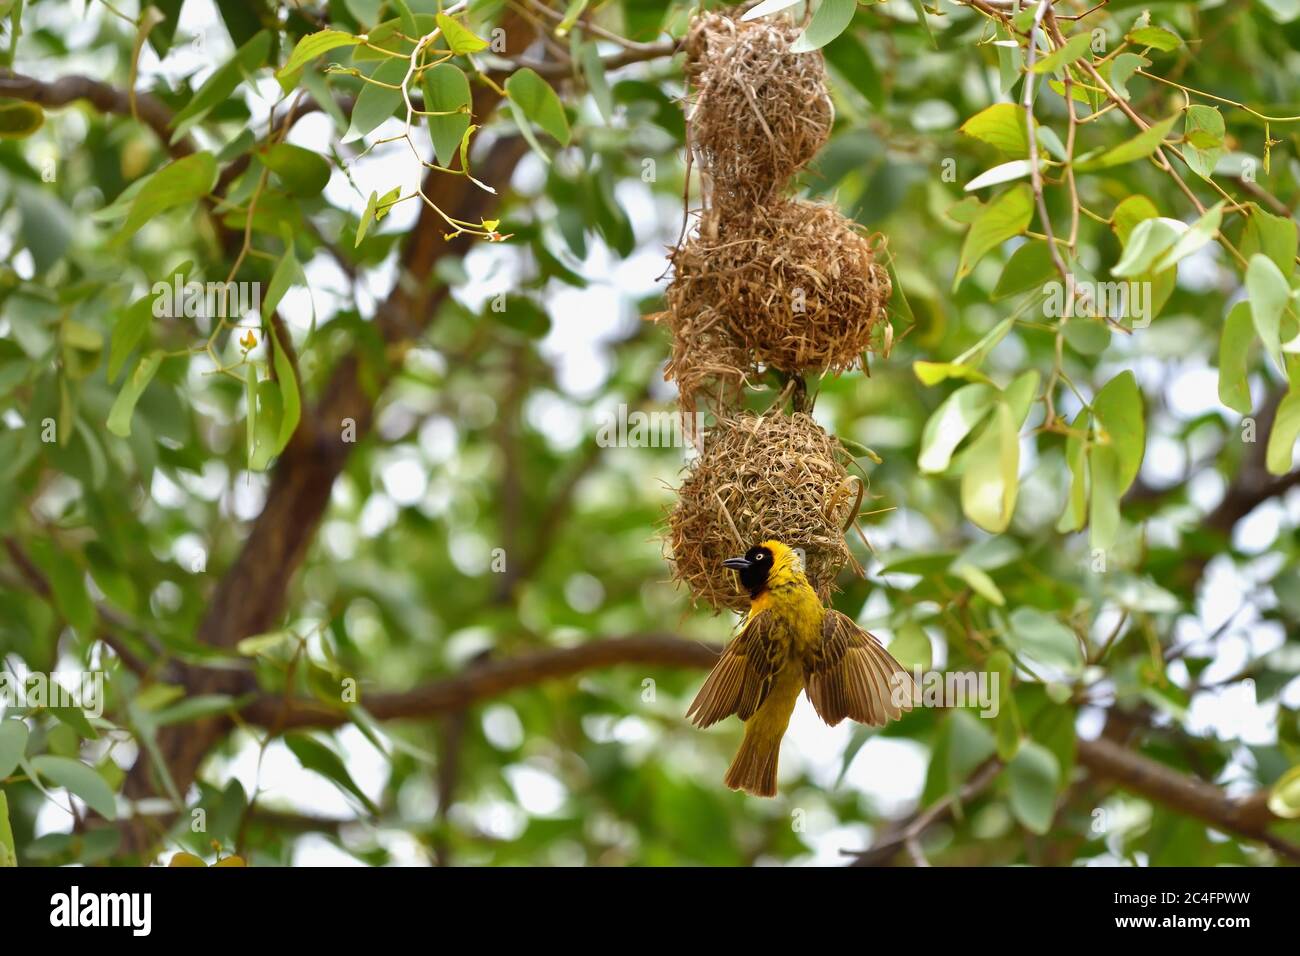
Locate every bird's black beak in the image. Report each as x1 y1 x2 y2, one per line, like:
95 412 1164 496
722 556 751 571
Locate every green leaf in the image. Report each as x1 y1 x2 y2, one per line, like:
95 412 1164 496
270 324 301 455
790 0 856 53
171 31 272 141
249 375 281 474
263 247 303 319
919 383 996 473
1112 194 1159 244
107 307 146 382
994 241 1056 300
31 755 117 820
947 710 997 790
1003 369 1040 426
1089 442 1121 551
1112 216 1179 278
392 0 418 36
824 33 883 110
578 41 614 123
492 296 551 340
953 562 1005 606
1126 25 1182 51
1007 741 1060 834
436 11 488 54
0 791 15 866
959 103 1028 157
1241 204 1298 277
913 362 992 387
1218 301 1254 415
422 62 472 167
1078 114 1178 170
244 364 258 466
116 152 218 242
1106 52 1149 100
887 621 932 671
961 401 1020 533
1030 32 1093 75
343 58 408 144
965 159 1034 192
0 719 29 779
1092 370 1144 492
51 706 98 740
285 733 379 814
1182 105 1224 181
16 185 73 274
106 350 162 437
505 68 571 146
1266 361 1300 476
1150 201 1222 272
277 30 361 91
743 0 806 18
373 185 401 221
955 184 1034 288
987 651 1020 759
345 0 383 26
1268 764 1300 819
1064 319 1111 355
236 630 297 658
355 190 378 246
0 98 44 139
29 539 95 637
1006 607 1084 675
1247 253 1290 372
259 142 331 196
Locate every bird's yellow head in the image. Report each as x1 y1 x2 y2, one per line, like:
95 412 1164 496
721 540 807 597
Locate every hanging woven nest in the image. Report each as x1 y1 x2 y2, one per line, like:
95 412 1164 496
685 11 833 209
662 198 892 412
666 410 863 613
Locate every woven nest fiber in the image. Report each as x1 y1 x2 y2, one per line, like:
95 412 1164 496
685 11 833 209
666 410 863 613
663 198 892 411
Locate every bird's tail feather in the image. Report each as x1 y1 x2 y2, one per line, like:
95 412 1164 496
724 728 780 798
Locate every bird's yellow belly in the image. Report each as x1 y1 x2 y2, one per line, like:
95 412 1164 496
751 585 825 658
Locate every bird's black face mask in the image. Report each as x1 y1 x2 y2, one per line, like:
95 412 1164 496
722 545 773 596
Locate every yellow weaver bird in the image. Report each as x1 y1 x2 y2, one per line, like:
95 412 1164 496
687 540 916 797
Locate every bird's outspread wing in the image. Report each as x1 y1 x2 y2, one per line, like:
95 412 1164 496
686 609 787 728
804 610 917 727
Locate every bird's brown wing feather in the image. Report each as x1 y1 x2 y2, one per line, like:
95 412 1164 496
686 610 787 728
804 610 916 727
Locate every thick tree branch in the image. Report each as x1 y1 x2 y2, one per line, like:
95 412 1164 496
2 536 156 676
240 635 721 729
116 18 543 853
230 631 1298 863
0 70 195 158
1077 736 1300 861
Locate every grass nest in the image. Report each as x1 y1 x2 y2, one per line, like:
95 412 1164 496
662 198 892 411
685 10 833 208
666 410 863 613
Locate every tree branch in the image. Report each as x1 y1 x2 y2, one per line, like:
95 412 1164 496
240 635 721 729
2 535 156 676
116 16 544 853
231 630 1298 864
0 70 195 158
1077 736 1300 862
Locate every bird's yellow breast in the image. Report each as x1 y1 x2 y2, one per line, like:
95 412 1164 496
750 581 825 658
